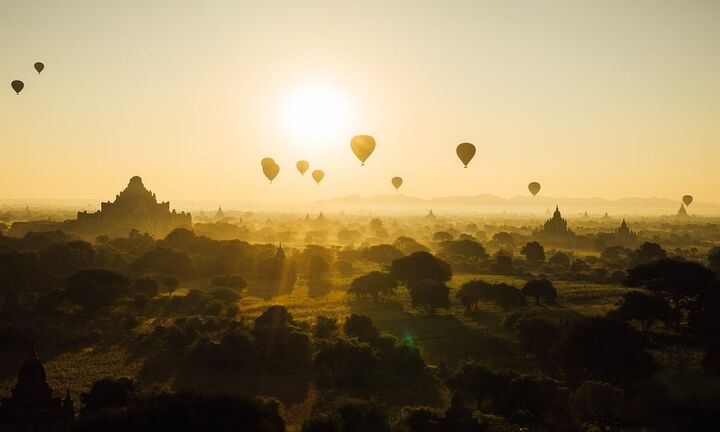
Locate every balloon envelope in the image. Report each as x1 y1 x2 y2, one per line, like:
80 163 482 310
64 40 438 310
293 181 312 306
261 157 275 168
11 80 24 94
296 160 309 175
682 195 693 206
351 135 376 166
34 62 44 74
391 177 403 190
456 143 476 167
528 182 541 197
312 170 324 184
262 161 280 182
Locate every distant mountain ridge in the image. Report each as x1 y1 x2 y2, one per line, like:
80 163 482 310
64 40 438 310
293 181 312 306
317 193 720 214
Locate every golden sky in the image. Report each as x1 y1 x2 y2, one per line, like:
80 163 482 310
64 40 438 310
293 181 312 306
1 0 719 203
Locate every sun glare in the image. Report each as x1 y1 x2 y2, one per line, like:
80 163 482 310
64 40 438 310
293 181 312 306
280 84 350 146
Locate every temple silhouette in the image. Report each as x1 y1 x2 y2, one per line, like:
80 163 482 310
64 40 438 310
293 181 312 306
677 203 689 218
534 206 574 242
11 176 191 239
614 219 637 242
0 346 74 432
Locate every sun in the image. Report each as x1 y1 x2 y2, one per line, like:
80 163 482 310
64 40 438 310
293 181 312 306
280 84 350 145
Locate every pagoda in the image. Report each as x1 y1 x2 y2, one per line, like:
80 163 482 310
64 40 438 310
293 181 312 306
534 206 574 241
74 176 192 237
677 203 689 218
0 346 74 431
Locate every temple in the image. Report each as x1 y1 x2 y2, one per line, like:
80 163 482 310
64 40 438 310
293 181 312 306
10 176 191 239
534 206 574 242
677 203 689 218
616 219 636 238
73 176 191 237
0 346 74 431
611 218 638 245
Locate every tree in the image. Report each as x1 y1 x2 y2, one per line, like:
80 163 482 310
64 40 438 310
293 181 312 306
521 279 557 305
569 381 624 428
614 291 674 331
492 232 514 248
391 252 452 285
456 279 492 312
301 399 390 432
308 255 330 279
80 377 136 413
163 276 179 296
362 244 404 267
66 269 130 312
313 316 338 339
75 392 285 432
408 279 450 314
348 271 397 301
632 241 667 265
702 345 720 377
41 240 96 276
624 258 715 327
343 314 381 344
708 247 720 276
601 245 632 263
548 251 571 267
521 241 545 264
132 277 159 298
131 247 196 278
488 283 526 310
515 318 558 359
490 251 513 274
433 231 454 242
439 240 488 261
162 228 196 249
313 338 378 386
133 294 149 310
559 316 655 384
393 236 429 255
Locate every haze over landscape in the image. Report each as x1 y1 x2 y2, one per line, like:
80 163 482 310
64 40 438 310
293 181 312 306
2 2 720 432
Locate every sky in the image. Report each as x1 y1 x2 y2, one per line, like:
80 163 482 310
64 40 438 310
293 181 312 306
1 0 719 204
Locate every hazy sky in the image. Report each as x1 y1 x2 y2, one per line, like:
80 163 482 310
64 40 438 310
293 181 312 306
1 0 719 203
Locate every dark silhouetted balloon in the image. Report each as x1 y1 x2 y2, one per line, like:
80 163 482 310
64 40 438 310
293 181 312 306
351 135 376 166
312 170 324 185
34 62 44 74
683 195 693 206
391 177 403 191
296 160 309 176
528 182 541 197
456 143 476 168
261 158 279 183
11 80 24 95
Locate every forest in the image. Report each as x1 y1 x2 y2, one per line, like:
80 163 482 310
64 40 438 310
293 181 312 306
1 210 719 431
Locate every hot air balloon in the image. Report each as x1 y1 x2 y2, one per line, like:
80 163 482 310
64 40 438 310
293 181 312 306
261 158 279 183
34 62 44 74
456 143 476 168
351 135 376 166
391 177 403 191
296 160 309 176
312 170 324 185
528 182 541 197
683 195 693 206
11 80 24 95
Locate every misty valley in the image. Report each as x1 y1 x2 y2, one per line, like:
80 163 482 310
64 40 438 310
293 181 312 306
0 177 719 431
